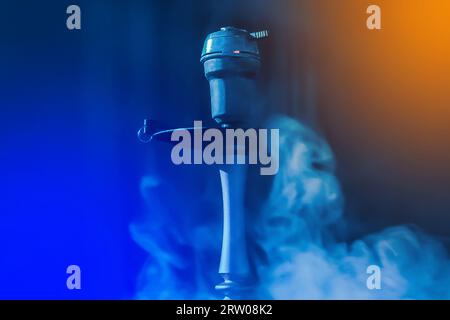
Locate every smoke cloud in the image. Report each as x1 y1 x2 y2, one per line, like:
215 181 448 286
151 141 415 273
132 115 450 299
254 116 450 299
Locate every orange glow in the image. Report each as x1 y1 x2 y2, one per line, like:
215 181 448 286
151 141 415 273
299 0 450 163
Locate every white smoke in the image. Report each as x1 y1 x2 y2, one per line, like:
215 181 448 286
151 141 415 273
254 115 450 299
131 175 221 299
131 115 450 299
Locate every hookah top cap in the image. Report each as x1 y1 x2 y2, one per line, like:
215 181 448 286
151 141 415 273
200 26 268 63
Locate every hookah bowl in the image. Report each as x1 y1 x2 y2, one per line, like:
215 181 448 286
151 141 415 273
137 27 268 299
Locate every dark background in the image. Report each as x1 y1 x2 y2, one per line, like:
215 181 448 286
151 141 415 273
0 0 449 298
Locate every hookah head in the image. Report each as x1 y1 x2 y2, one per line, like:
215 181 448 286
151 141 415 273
201 27 268 128
137 27 268 143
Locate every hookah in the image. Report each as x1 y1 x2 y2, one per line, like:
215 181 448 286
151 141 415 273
137 27 268 299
